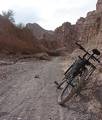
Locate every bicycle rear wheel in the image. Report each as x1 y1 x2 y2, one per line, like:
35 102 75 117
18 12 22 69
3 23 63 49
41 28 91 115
58 68 88 105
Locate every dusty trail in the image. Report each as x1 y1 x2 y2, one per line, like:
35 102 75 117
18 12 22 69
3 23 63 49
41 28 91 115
0 57 66 120
0 57 101 120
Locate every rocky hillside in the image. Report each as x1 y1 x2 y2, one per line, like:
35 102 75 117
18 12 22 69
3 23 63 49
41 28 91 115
27 0 102 52
75 0 102 50
0 0 102 55
26 23 54 40
55 22 78 52
27 22 78 53
56 0 102 50
0 15 48 55
26 23 67 54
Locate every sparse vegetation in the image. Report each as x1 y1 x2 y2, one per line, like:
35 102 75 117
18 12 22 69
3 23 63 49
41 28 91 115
2 9 15 23
16 23 25 29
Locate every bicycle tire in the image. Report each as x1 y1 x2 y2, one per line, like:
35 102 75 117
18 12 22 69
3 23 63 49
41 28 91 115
57 76 67 89
57 65 74 89
58 68 88 105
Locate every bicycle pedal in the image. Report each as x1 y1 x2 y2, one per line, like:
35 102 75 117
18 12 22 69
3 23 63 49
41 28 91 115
54 81 59 86
54 81 62 89
57 86 62 90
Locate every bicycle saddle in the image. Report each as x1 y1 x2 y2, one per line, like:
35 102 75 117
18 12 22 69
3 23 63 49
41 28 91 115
92 49 100 56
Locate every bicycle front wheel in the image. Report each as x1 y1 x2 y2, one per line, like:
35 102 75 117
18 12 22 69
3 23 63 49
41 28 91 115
58 80 76 105
58 68 88 105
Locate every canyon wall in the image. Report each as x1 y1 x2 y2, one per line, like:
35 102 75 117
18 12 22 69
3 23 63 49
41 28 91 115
0 0 102 55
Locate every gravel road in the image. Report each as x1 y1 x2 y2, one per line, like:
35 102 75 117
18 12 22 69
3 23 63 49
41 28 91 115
0 57 101 120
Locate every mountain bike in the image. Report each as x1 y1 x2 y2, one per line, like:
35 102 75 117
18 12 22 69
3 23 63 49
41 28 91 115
55 42 101 105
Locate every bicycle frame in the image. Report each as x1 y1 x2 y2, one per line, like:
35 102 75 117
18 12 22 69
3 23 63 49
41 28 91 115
56 43 101 105
85 63 96 81
64 56 96 86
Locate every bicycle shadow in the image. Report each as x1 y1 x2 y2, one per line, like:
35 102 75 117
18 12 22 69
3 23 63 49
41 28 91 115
63 84 102 115
0 112 9 118
63 93 90 112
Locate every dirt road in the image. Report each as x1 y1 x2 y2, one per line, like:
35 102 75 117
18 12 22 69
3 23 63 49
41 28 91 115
0 57 101 120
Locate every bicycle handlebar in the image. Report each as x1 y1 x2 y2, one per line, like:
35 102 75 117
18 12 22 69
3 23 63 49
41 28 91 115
91 55 100 63
75 42 100 63
75 42 86 52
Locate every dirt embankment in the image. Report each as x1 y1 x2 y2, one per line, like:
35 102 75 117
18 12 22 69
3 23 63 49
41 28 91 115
0 56 101 120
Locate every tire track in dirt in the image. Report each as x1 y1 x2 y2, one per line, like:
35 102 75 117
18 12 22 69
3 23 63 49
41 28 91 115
0 57 98 120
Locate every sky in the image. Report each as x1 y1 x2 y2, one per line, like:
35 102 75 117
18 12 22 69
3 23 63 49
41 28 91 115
0 0 97 30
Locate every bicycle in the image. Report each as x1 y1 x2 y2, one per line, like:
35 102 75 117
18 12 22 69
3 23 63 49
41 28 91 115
55 42 101 106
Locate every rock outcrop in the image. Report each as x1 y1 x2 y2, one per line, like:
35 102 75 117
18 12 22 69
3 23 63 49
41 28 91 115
72 0 102 50
0 0 102 55
55 22 78 52
96 0 102 12
26 23 61 53
27 0 102 53
0 16 47 54
26 23 54 40
27 22 78 53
